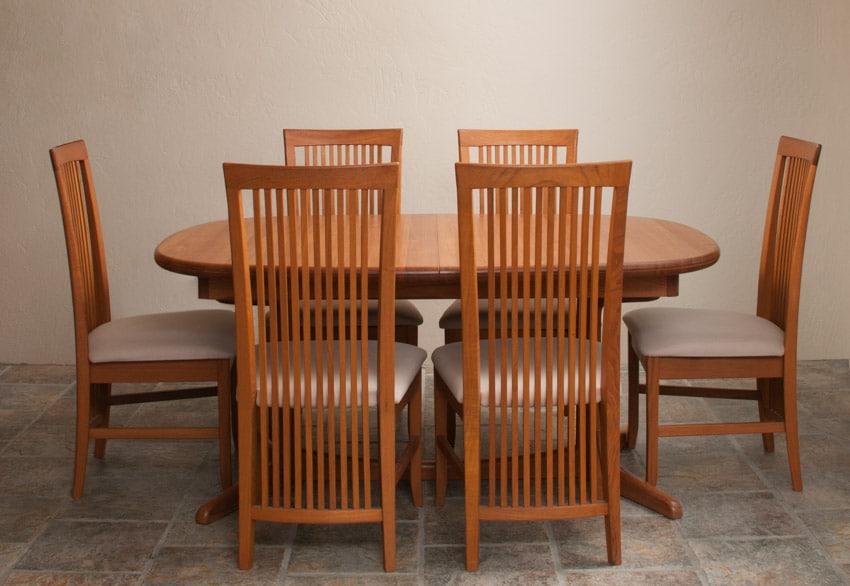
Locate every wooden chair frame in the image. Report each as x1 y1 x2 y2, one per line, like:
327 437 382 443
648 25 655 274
440 129 580 345
433 161 631 570
50 139 234 499
624 136 822 491
225 162 423 572
283 128 421 345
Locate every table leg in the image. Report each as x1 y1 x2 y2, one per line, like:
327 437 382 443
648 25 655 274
620 468 682 519
195 484 239 525
618 430 683 519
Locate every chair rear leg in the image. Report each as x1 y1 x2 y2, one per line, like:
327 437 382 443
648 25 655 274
72 378 92 500
644 358 661 486
216 360 234 489
757 377 776 453
408 373 423 507
434 375 449 507
92 382 111 458
779 375 803 491
626 341 640 449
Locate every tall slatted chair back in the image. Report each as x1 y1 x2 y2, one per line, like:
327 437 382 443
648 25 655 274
433 161 632 570
224 162 425 572
440 129 580 344
622 136 822 491
51 140 235 500
283 128 421 344
52 140 111 341
757 137 822 343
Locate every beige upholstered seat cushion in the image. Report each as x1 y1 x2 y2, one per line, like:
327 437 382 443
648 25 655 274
431 339 603 406
623 307 785 359
373 300 423 326
304 300 423 326
88 310 235 363
257 340 426 406
438 299 561 330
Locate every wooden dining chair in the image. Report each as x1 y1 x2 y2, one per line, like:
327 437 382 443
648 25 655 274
623 136 822 491
283 128 422 345
439 129 579 344
432 160 631 570
224 162 426 572
50 139 235 500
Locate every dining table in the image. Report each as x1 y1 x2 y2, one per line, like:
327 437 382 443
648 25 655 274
155 213 720 524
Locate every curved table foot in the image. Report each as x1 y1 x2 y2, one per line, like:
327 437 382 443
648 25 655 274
196 484 239 525
620 469 682 519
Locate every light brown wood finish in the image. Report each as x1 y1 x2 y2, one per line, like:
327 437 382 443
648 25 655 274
440 129 580 344
155 208 719 523
284 128 402 169
50 140 234 499
155 214 719 301
457 129 578 165
283 128 422 345
224 162 424 572
432 161 631 570
624 136 822 491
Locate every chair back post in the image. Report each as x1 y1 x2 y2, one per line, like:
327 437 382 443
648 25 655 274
50 140 112 364
756 136 822 358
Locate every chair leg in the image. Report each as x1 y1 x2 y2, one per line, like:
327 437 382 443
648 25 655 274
238 407 257 570
644 358 661 486
216 360 234 490
408 372 423 507
92 382 111 458
381 485 397 572
72 377 92 500
757 377 776 453
463 409 481 572
779 372 803 491
599 401 622 565
434 375 449 507
380 406 397 572
626 340 640 450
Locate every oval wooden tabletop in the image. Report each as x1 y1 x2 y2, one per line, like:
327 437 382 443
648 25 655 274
155 214 719 300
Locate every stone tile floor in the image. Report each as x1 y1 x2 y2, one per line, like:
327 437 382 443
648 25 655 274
1 360 849 584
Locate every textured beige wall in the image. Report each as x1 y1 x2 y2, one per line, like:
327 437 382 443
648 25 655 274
2 1 849 364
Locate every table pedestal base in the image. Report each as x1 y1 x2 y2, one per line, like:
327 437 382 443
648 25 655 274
195 468 683 524
196 485 239 525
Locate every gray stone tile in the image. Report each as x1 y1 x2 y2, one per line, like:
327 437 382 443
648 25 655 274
288 521 420 574
0 495 66 542
2 570 141 585
0 365 75 385
798 509 850 565
145 545 285 584
690 537 847 585
424 542 558 582
559 568 704 585
677 491 803 539
14 519 167 572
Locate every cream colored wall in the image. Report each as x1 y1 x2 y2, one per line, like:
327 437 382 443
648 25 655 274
2 1 849 365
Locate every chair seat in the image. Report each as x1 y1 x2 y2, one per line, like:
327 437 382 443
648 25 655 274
432 339 603 406
256 340 426 405
370 300 423 326
623 307 785 359
438 299 560 330
88 309 236 363
306 300 423 326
